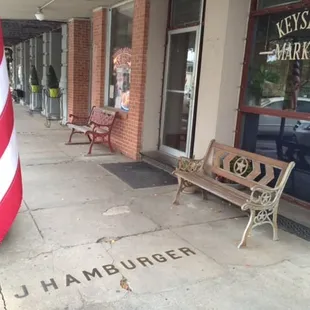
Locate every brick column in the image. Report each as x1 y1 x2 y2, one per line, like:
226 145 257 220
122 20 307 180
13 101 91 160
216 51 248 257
68 19 91 119
112 0 150 160
129 0 150 159
91 8 107 108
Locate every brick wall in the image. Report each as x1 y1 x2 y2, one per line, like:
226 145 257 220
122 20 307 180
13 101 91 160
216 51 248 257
68 19 91 119
91 9 107 108
111 0 150 160
90 1 150 160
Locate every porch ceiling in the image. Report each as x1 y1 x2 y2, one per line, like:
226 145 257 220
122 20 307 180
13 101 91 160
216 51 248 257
1 0 125 46
2 20 64 46
1 0 125 20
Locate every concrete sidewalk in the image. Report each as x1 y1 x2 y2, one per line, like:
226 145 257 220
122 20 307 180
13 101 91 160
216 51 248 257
1 105 310 310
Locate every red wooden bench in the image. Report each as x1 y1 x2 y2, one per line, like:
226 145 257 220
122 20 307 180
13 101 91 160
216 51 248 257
66 107 116 155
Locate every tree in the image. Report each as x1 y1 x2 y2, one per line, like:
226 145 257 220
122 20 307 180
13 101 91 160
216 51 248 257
30 65 40 86
46 65 59 89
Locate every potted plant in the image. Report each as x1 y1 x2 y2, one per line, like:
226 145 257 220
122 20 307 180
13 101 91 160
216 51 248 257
29 65 40 93
46 65 59 98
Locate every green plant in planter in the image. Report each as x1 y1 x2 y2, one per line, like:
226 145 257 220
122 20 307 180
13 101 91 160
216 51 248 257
29 65 40 93
216 156 253 185
249 64 280 103
229 156 253 177
46 65 59 98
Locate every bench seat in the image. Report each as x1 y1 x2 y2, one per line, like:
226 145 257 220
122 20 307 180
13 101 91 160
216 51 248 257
67 124 109 135
176 170 249 207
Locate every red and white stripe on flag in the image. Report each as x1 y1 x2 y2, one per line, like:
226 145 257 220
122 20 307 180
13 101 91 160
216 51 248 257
0 20 22 243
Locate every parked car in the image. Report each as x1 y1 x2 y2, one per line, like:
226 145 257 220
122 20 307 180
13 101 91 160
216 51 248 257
258 97 310 137
293 120 310 147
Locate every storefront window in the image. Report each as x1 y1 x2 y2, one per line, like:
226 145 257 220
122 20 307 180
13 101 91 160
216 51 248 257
107 2 134 111
241 113 310 203
170 0 202 28
238 2 310 206
246 9 310 112
258 0 301 9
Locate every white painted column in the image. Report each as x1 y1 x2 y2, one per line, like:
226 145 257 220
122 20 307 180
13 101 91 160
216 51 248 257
60 24 68 124
35 37 43 83
16 43 23 91
193 0 251 158
22 40 30 105
12 45 18 89
50 30 62 81
142 0 169 152
29 38 35 67
29 37 43 111
41 32 50 115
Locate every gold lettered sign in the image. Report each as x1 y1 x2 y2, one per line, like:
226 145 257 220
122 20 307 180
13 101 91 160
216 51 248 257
275 10 310 60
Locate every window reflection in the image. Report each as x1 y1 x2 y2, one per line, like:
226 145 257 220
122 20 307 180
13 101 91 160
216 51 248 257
242 113 310 203
171 0 202 28
246 10 310 112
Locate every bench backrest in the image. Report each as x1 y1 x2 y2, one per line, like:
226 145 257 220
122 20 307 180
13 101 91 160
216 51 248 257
88 107 116 128
202 140 295 189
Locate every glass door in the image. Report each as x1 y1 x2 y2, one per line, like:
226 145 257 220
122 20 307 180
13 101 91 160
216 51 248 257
160 26 199 158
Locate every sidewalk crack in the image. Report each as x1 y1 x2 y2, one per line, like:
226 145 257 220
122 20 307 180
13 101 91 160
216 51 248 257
0 285 8 310
24 200 44 240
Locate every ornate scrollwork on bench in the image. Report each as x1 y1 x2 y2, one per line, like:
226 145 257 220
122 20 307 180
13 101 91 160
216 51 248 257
172 157 205 204
242 185 280 211
238 185 284 248
177 157 204 173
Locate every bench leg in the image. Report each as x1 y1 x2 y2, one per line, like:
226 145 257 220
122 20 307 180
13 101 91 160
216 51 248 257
87 134 96 155
67 128 76 143
173 178 183 206
272 206 279 241
86 133 92 142
202 190 208 200
107 133 114 153
238 210 255 249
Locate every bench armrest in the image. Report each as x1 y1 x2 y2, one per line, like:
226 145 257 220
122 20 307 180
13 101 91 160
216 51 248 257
174 157 204 173
89 120 112 129
242 185 281 211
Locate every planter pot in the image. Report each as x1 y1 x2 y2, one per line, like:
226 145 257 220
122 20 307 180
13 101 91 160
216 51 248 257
31 85 40 93
215 176 246 191
49 88 59 98
30 92 42 111
182 185 198 194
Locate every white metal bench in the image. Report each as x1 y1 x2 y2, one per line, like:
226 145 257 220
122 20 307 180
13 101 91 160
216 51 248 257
173 140 295 248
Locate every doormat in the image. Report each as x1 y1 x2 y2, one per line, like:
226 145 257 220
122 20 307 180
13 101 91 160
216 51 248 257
101 162 178 189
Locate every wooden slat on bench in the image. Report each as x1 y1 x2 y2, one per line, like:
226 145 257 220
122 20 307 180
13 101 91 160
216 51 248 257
213 142 288 169
210 166 258 189
175 171 249 207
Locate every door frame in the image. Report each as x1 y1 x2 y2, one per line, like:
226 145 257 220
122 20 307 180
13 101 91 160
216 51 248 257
160 25 200 158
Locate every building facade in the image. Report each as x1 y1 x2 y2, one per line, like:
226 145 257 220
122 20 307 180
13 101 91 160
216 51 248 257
81 0 250 161
11 0 310 208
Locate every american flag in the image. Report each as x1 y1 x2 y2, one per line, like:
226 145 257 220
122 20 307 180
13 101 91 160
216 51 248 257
0 20 23 243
